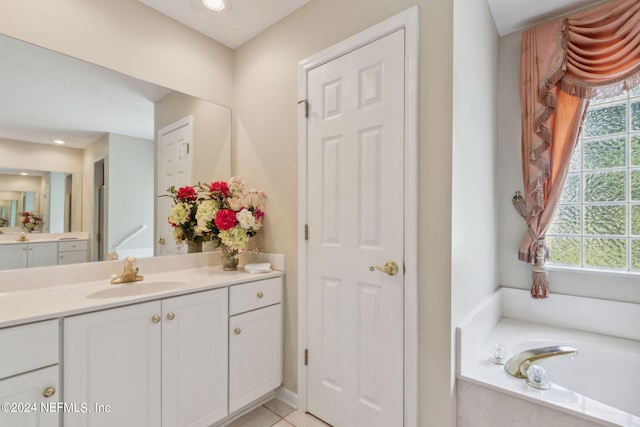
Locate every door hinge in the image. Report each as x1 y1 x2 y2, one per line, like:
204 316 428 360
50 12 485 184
304 349 309 366
183 142 190 154
304 224 309 241
298 99 309 118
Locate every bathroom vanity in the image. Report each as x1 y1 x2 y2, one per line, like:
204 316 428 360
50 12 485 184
0 236 89 270
0 253 284 427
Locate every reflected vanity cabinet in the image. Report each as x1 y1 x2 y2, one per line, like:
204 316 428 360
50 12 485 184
57 240 88 265
0 239 88 271
0 242 58 270
0 319 61 427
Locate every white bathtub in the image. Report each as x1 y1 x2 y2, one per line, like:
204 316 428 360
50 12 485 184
457 288 640 427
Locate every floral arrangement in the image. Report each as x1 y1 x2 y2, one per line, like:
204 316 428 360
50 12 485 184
165 176 265 252
21 211 42 232
165 185 202 245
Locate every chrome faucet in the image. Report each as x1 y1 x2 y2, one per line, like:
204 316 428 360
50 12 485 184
504 345 578 378
110 256 144 284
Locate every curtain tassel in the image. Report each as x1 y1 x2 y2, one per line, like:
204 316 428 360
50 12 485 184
531 242 549 299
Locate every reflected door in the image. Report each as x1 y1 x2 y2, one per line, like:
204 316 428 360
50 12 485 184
157 116 193 256
306 29 405 427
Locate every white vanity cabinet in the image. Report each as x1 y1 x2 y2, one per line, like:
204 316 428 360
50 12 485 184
57 240 88 265
0 319 60 427
228 277 283 413
0 242 58 270
63 288 228 427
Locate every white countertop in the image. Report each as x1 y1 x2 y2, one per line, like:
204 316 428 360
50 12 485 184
0 253 284 329
0 232 89 245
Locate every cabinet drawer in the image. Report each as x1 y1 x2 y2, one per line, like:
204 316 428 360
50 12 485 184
229 277 282 315
58 240 88 252
0 319 59 379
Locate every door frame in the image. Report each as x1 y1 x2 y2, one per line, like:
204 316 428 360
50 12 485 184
297 7 419 426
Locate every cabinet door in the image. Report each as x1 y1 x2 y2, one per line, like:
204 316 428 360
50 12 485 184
28 242 58 268
57 250 87 265
229 304 282 413
63 301 162 427
0 244 27 270
0 366 60 427
162 288 228 427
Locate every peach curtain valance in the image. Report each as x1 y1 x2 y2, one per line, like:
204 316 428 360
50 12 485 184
518 0 640 298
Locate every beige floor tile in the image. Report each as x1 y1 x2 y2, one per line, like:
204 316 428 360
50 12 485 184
284 410 332 427
271 420 295 427
264 398 295 418
226 405 281 427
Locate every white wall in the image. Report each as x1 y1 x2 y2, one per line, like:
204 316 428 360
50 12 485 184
155 91 232 183
0 138 83 174
234 1 456 425
497 31 640 304
107 134 154 257
48 172 66 233
452 0 500 334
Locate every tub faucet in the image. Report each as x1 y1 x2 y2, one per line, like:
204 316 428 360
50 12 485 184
505 345 578 378
110 256 144 284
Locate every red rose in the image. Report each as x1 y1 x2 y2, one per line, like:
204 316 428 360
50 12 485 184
215 209 238 230
177 186 197 201
209 181 230 197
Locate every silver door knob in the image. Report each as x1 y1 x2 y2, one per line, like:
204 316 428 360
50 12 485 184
369 261 399 276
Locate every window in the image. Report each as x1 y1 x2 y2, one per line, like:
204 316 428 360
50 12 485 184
547 86 640 272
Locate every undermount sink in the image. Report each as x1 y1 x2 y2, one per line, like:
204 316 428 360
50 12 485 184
86 280 188 299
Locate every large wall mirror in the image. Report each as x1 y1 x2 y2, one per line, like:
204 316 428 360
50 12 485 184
0 34 231 269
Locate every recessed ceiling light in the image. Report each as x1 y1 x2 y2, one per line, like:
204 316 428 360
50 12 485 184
54 139 65 145
20 172 28 176
203 0 225 11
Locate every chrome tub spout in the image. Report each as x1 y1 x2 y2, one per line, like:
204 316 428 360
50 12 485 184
505 345 578 379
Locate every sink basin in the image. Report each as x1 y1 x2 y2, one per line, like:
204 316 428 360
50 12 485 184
87 281 188 299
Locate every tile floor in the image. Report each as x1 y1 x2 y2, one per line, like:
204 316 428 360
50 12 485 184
226 398 332 427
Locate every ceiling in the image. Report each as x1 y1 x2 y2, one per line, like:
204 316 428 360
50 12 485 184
486 0 605 36
137 0 607 47
136 0 313 49
0 35 171 150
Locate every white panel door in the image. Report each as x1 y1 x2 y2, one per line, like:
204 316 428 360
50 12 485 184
156 116 192 256
307 29 405 427
162 288 228 427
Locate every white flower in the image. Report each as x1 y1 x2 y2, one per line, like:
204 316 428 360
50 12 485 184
228 197 243 211
168 202 190 225
236 209 256 230
196 200 218 228
242 189 266 210
220 227 250 250
228 176 246 194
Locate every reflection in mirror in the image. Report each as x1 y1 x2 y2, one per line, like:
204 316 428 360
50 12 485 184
0 34 231 270
0 168 76 233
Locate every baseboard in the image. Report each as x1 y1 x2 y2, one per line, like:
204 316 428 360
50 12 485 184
275 386 298 410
